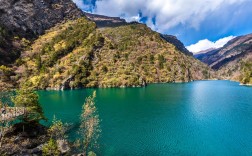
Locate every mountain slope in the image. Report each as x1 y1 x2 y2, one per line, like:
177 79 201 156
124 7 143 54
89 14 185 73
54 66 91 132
218 52 252 84
194 34 252 85
85 13 193 56
13 17 214 90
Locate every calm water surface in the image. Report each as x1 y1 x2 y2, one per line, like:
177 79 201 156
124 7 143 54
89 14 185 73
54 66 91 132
38 80 252 156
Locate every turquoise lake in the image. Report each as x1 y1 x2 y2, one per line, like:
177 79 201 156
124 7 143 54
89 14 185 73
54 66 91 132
38 80 252 156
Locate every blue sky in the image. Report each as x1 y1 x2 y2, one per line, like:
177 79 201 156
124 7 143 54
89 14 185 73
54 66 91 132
73 0 252 52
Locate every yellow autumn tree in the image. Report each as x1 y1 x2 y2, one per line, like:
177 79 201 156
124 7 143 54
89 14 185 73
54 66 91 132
79 91 101 156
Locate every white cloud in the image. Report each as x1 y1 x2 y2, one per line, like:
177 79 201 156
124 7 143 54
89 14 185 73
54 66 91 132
87 0 247 32
73 0 85 9
73 0 93 11
124 14 141 22
186 36 236 53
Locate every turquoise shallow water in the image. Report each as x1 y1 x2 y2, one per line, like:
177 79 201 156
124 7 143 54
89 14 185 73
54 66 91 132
38 80 252 156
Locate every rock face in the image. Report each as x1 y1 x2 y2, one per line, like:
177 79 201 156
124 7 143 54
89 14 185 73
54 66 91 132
161 34 193 56
0 0 84 38
85 12 127 28
194 34 252 70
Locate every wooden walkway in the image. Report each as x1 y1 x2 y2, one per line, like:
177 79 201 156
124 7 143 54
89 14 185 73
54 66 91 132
0 107 26 122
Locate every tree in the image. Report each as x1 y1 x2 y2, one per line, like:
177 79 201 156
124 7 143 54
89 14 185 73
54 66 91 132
35 54 42 71
158 54 165 69
42 138 60 156
12 84 46 124
79 91 101 156
48 116 68 140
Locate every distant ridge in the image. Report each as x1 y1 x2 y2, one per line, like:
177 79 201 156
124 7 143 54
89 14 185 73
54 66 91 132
85 12 127 27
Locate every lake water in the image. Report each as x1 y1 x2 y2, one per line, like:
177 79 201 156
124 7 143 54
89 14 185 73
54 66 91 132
38 80 252 156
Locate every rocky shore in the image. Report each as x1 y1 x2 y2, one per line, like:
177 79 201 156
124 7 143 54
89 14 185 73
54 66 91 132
1 123 49 155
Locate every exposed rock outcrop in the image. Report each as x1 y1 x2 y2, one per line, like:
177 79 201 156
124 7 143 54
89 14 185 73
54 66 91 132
0 0 84 65
0 0 84 38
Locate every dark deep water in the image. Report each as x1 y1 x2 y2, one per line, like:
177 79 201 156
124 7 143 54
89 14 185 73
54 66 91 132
38 80 252 155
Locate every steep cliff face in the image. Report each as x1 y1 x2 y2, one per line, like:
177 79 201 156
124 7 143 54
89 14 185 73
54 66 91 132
0 0 84 38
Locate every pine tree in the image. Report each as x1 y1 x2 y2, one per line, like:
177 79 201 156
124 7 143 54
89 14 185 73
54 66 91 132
12 84 46 124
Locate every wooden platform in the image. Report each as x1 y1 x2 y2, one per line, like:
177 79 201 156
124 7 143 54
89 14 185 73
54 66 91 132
0 107 26 122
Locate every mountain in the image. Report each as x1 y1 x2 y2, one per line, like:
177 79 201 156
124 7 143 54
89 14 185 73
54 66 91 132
12 18 214 90
194 34 252 85
0 0 83 65
0 0 215 91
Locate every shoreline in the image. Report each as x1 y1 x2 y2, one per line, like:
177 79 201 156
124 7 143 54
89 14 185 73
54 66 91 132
3 79 249 92
39 79 231 91
239 83 252 86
